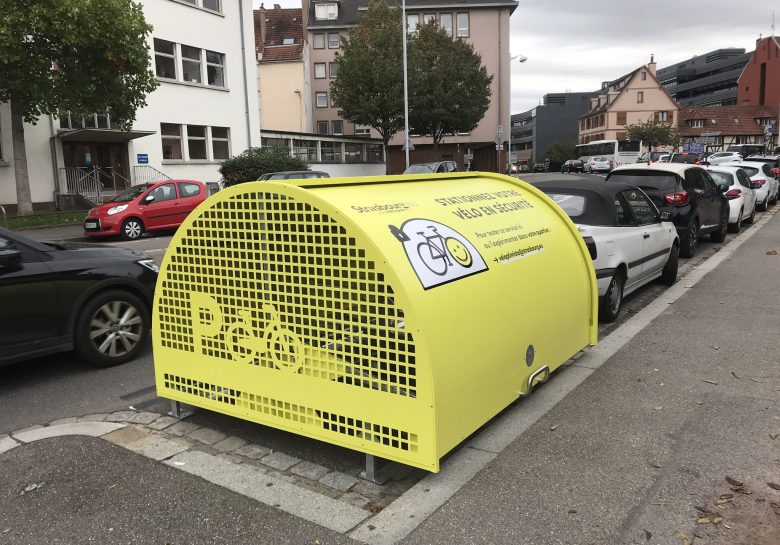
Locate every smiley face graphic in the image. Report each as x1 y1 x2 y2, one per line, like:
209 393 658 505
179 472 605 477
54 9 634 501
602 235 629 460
446 237 473 268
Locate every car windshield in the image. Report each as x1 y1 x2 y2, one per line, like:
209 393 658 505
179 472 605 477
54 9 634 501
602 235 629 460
607 171 678 191
110 184 152 202
405 165 434 174
708 171 734 187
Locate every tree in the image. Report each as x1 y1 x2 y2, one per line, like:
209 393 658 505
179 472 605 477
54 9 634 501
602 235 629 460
330 0 404 174
625 116 681 149
546 140 578 162
0 0 158 215
407 22 492 157
219 147 309 186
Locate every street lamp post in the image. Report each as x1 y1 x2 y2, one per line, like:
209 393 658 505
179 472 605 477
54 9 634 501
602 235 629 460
507 54 527 174
402 0 412 169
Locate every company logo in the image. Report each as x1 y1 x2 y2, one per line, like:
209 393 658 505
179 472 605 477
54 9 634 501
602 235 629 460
388 218 487 289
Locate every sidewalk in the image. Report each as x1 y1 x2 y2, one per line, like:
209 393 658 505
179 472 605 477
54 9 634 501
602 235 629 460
15 223 87 242
1 212 778 544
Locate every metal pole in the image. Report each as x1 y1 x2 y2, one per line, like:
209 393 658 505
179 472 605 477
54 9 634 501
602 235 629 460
402 0 410 169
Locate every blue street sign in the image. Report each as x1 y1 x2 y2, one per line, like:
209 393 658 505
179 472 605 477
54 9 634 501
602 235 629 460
137 153 149 164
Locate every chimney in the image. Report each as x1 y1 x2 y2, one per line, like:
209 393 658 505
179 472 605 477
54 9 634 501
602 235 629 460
647 54 657 77
274 3 281 8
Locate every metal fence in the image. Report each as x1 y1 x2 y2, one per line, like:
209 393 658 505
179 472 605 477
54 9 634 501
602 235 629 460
133 165 171 184
59 167 131 204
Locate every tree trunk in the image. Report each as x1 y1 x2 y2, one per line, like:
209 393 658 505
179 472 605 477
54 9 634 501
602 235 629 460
10 97 33 216
383 137 391 175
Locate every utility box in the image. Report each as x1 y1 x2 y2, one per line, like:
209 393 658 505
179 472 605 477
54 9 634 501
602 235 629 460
152 172 597 472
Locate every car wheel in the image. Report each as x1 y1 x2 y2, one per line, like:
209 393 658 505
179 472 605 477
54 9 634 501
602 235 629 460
728 208 742 233
121 218 144 240
680 221 698 258
75 290 150 367
599 272 624 323
710 212 728 242
758 195 768 211
745 204 756 224
660 244 679 285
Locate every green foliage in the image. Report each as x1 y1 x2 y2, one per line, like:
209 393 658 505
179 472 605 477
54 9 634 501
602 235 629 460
626 116 681 148
330 0 404 148
0 0 158 127
219 147 309 186
408 22 492 149
546 140 578 162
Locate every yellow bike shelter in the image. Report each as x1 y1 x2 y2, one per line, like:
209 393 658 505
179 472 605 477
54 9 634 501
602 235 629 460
152 172 598 473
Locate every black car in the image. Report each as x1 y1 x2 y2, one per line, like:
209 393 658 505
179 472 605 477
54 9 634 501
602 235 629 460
606 164 729 258
533 162 547 172
0 228 157 367
560 159 584 173
669 152 702 165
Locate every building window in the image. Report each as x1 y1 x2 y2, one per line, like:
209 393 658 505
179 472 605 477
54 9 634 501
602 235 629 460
345 143 363 163
181 44 202 84
440 13 453 37
154 39 177 79
293 139 317 162
456 13 469 37
161 123 183 160
314 63 326 79
317 121 329 135
211 126 230 160
313 34 325 49
636 91 644 103
658 111 668 122
328 33 340 49
202 0 220 11
332 120 344 135
366 143 383 163
187 125 208 159
316 92 328 108
689 119 705 128
407 14 419 34
320 141 341 163
617 112 627 125
329 62 339 78
355 124 371 136
315 2 338 20
262 137 289 148
206 50 225 87
423 13 435 26
640 71 646 80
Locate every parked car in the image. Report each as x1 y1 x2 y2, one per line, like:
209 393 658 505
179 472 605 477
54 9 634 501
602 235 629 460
706 166 758 233
561 159 584 173
606 163 729 258
637 151 670 163
534 180 678 322
720 161 779 210
0 227 157 367
258 170 330 180
669 152 703 165
702 151 743 165
532 162 547 172
84 180 207 241
403 161 458 174
517 164 531 173
584 157 614 173
745 154 780 178
727 144 766 158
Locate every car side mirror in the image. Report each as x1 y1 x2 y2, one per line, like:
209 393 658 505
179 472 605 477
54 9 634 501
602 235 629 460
144 194 155 203
0 248 22 268
751 182 762 189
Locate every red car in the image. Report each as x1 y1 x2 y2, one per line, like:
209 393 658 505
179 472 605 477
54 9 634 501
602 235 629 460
83 180 207 240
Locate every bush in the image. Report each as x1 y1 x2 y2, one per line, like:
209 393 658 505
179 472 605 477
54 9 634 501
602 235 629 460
219 147 309 186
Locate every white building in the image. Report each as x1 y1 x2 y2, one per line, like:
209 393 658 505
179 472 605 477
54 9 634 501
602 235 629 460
0 0 260 213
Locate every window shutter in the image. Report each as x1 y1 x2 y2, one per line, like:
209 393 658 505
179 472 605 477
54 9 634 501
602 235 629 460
668 111 674 123
653 112 659 122
617 112 626 125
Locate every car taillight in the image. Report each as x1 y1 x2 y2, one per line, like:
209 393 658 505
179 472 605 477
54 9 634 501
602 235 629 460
583 236 597 260
724 189 741 200
755 179 767 186
664 191 690 205
694 160 700 165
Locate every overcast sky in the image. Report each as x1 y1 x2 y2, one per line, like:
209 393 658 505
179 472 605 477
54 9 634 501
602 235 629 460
254 0 777 113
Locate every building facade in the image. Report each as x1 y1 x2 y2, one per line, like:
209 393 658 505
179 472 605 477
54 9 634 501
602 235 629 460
677 104 778 154
302 0 517 173
0 0 260 213
579 61 679 144
510 92 595 166
738 36 780 107
657 48 752 107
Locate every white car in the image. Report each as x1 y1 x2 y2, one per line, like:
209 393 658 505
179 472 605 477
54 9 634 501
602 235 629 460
720 161 779 210
705 166 757 232
535 179 678 322
703 151 743 165
585 157 614 173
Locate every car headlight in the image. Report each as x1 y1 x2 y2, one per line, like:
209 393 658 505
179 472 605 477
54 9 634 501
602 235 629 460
137 259 160 273
107 204 129 215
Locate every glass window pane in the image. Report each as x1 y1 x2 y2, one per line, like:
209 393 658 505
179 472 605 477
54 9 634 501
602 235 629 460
202 0 220 11
316 92 327 107
162 139 182 160
317 121 329 135
187 125 206 138
154 38 175 55
345 143 363 163
440 14 453 36
188 139 207 160
206 50 223 64
182 60 202 83
329 62 339 78
314 63 326 78
178 182 202 197
181 45 200 60
212 140 229 160
456 13 469 37
207 64 224 86
328 33 340 48
320 142 341 163
97 113 109 128
313 34 325 49
149 183 177 202
212 126 229 139
332 121 343 135
155 56 176 79
407 14 419 33
161 123 180 136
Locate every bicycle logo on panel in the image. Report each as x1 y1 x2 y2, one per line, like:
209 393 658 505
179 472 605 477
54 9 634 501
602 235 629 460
389 219 488 289
228 305 303 372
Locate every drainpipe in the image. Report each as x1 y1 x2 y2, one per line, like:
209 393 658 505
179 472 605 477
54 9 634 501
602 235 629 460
238 0 253 148
496 10 502 173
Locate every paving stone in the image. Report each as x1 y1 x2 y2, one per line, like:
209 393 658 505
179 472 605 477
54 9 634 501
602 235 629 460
188 427 226 445
319 471 359 492
212 436 247 453
13 422 126 443
165 421 201 437
351 478 386 498
48 417 79 426
339 491 371 509
0 435 19 455
78 413 108 423
11 425 43 435
147 415 180 431
261 451 300 471
106 411 136 423
234 443 271 460
104 427 191 461
127 411 161 425
216 453 242 464
290 461 329 481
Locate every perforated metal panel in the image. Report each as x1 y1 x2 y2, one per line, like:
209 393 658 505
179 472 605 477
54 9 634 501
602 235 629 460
154 188 425 462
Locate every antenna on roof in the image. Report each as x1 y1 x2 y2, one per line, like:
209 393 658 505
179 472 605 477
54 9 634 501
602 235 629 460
650 53 655 64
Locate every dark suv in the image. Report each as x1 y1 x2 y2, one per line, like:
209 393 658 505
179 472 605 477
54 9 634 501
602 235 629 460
606 164 729 258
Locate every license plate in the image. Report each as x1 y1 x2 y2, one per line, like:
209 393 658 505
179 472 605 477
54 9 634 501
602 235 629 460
84 221 98 229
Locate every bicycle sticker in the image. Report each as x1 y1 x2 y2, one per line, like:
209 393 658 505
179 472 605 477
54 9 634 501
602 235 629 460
389 219 488 289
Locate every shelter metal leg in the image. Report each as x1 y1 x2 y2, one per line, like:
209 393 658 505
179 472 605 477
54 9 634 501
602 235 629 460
362 454 395 485
168 400 194 419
